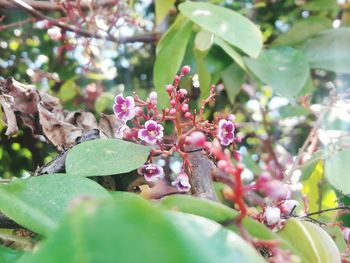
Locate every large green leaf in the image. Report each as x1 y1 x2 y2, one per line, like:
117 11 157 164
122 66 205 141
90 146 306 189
154 16 193 108
65 139 151 177
0 245 23 263
244 47 309 98
301 221 341 263
179 2 262 58
325 149 350 194
214 37 246 70
278 218 320 263
302 28 350 74
0 175 110 235
19 198 265 263
273 16 332 46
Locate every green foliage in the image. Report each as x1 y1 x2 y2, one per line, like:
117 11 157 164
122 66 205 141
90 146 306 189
244 47 309 98
0 245 23 263
0 175 110 235
65 139 151 177
18 198 264 263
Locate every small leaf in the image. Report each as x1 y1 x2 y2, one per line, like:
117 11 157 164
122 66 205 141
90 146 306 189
325 149 350 194
154 16 193 108
214 36 246 70
278 218 320 263
179 2 262 58
58 79 79 102
221 63 245 104
194 46 211 101
94 92 114 113
244 47 309 98
273 16 332 46
300 151 324 181
301 221 342 263
155 0 176 25
194 30 213 52
0 175 110 235
302 28 350 74
19 198 265 263
65 139 151 177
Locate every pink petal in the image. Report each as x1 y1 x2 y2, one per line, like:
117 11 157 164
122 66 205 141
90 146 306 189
125 96 135 108
138 129 148 140
145 120 157 131
124 109 135 120
115 94 125 104
218 119 227 129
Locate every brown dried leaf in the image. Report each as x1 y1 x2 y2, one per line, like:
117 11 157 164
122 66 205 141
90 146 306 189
98 113 122 138
65 111 98 131
38 104 83 150
0 96 18 136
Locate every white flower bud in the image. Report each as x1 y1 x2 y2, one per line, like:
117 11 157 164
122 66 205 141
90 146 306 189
265 207 281 226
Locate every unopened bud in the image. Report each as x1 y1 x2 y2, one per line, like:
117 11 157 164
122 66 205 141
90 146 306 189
181 65 191 75
265 207 281 226
189 131 206 146
184 112 192 118
166 85 173 93
169 108 176 115
181 103 189 113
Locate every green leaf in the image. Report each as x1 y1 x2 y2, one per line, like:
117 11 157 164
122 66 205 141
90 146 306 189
19 198 265 263
194 47 211 101
302 28 350 74
300 151 324 181
159 195 295 252
94 92 114 113
179 2 262 58
301 221 342 263
66 139 151 177
325 149 350 194
214 37 246 70
273 16 332 46
154 16 193 108
0 175 110 235
278 218 320 263
303 0 340 15
244 47 309 98
155 0 176 25
221 63 245 104
58 79 79 102
0 245 23 263
279 105 311 119
194 30 213 52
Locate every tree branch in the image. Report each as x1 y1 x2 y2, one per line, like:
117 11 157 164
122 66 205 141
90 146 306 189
0 0 116 11
7 0 159 44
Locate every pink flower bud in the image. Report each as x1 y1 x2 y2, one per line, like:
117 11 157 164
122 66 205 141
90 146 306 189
233 151 242 162
169 108 176 115
342 227 350 242
181 65 191 75
184 112 192 119
217 160 228 171
181 103 189 113
166 85 173 93
189 131 206 146
147 91 157 105
170 100 176 107
47 27 62 41
265 207 281 226
283 200 299 212
179 89 188 97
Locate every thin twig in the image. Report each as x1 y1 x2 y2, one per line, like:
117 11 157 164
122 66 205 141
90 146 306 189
0 17 34 31
303 206 350 217
8 0 159 44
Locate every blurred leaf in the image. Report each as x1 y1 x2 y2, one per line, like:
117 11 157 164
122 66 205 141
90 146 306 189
300 151 324 181
324 226 348 254
58 79 79 102
160 195 297 253
221 63 245 104
155 0 176 25
302 28 350 74
65 139 151 177
154 16 193 108
273 16 332 46
179 2 262 58
297 74 314 96
321 106 350 132
279 105 311 119
302 161 338 219
0 245 23 263
94 92 115 113
0 175 110 235
278 218 320 263
244 47 309 98
242 153 262 175
301 221 341 263
214 37 246 69
19 198 265 263
325 149 350 195
303 0 340 15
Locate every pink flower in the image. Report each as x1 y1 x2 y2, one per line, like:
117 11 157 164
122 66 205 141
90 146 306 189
138 120 164 145
217 119 235 146
113 93 136 121
138 164 164 182
115 123 128 139
171 172 191 192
